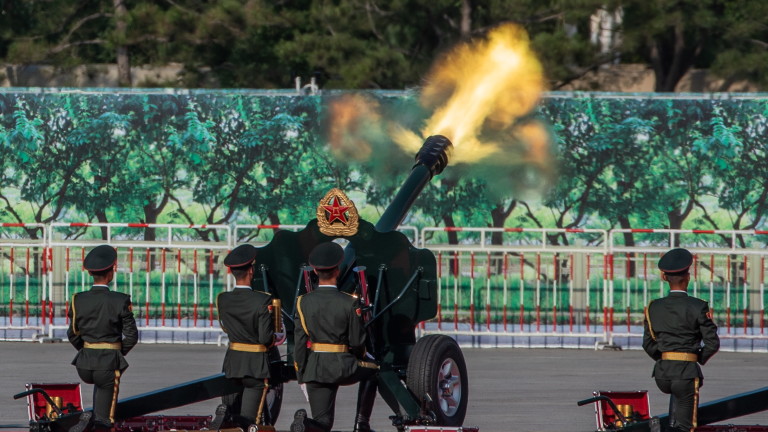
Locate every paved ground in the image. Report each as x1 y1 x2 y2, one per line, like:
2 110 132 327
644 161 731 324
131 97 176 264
1 342 767 431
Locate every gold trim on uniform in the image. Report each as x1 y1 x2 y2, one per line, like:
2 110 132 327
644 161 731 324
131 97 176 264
644 301 656 341
311 343 348 353
358 361 379 370
256 378 269 425
84 342 122 350
71 294 80 335
692 377 700 430
316 188 359 236
661 352 698 362
296 296 311 338
229 342 268 352
109 370 121 423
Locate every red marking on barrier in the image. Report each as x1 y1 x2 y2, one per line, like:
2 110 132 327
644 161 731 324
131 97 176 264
437 304 442 330
643 254 647 279
177 249 181 273
627 307 631 332
194 304 198 327
49 299 54 322
162 303 166 327
609 307 614 332
257 225 281 229
486 304 491 331
65 300 70 325
69 223 90 227
41 300 46 325
504 227 523 232
127 223 149 228
609 254 615 280
145 302 150 326
693 253 698 278
535 305 541 332
536 253 541 280
744 255 748 281
178 304 182 327
630 229 654 233
128 248 134 273
755 230 768 235
565 228 584 233
519 304 525 331
25 300 29 325
66 247 70 272
444 227 463 232
726 307 731 334
209 303 214 327
486 252 491 279
470 252 475 279
744 309 748 334
9 299 13 325
692 230 715 234
625 253 630 278
193 250 198 274
710 255 715 282
503 253 509 279
503 305 508 331
1 222 25 227
25 248 30 276
453 303 458 331
469 304 475 331
209 250 215 275
552 305 557 332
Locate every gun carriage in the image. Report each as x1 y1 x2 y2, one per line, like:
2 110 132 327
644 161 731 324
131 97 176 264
12 136 473 432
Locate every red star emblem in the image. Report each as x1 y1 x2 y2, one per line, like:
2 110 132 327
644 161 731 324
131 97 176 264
323 196 351 224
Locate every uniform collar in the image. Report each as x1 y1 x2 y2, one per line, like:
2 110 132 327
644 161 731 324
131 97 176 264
669 290 688 296
233 285 252 290
317 285 337 290
91 285 109 291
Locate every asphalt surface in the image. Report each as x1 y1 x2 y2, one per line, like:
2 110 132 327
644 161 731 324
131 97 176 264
1 342 767 432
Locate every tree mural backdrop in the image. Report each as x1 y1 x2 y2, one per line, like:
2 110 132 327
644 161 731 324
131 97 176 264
0 90 766 247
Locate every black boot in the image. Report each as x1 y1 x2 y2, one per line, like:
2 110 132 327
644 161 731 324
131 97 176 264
209 403 229 431
290 409 328 432
69 411 93 432
353 378 377 432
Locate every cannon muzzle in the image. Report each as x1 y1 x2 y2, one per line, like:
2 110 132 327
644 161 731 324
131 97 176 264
374 135 453 232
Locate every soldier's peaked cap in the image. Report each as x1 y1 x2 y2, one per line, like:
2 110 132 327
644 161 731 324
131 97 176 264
224 244 257 269
309 242 344 270
658 248 693 275
83 245 117 272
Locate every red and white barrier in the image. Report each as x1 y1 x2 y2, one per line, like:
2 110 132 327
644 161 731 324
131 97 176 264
0 223 47 340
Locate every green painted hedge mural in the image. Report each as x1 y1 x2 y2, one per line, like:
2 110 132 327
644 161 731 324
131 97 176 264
1 89 767 247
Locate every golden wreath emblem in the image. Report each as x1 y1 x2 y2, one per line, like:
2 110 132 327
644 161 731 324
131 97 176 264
316 188 359 236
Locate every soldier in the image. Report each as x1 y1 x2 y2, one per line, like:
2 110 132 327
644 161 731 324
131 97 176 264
290 242 378 432
67 244 138 429
215 244 274 428
643 248 720 432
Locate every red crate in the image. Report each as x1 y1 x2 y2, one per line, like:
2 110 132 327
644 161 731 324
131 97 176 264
591 390 651 431
25 383 83 421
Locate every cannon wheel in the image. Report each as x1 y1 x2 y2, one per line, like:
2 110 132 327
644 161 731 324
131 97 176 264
405 334 468 426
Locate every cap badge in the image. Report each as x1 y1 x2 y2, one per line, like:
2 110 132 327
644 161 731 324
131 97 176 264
317 188 359 236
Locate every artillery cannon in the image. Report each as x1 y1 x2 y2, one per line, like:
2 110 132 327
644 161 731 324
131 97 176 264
14 135 471 432
578 387 768 432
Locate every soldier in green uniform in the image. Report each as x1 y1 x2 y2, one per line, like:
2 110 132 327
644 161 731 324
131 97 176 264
216 244 275 428
67 244 138 428
643 248 720 432
290 242 378 432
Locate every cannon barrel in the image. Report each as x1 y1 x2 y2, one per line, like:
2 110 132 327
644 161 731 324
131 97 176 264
375 135 452 232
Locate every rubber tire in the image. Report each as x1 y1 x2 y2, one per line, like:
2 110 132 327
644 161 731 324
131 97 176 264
405 334 469 426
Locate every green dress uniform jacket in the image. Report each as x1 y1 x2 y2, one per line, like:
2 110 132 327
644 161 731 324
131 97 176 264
642 291 720 380
217 288 274 379
66 286 139 370
294 286 367 384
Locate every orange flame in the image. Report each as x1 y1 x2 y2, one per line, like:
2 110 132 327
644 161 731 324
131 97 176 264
392 24 546 163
